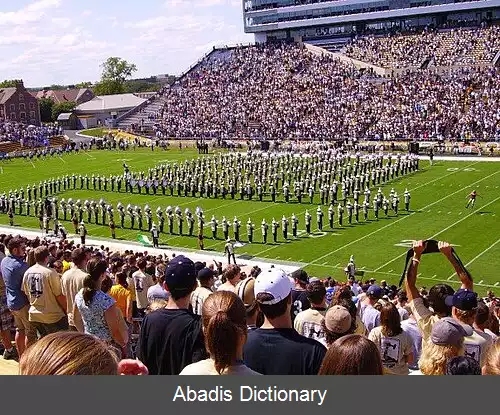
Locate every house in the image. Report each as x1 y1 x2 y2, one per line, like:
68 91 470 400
74 93 147 127
57 112 78 130
36 88 94 105
0 81 41 126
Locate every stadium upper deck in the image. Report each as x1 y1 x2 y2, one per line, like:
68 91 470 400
243 0 500 45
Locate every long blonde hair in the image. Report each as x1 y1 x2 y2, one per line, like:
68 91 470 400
19 332 119 375
483 342 500 375
419 341 464 375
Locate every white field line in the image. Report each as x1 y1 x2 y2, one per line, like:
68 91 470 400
448 236 500 279
308 168 500 267
58 156 67 164
410 161 479 192
374 194 500 272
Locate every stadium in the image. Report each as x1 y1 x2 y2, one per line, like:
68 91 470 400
0 0 498 376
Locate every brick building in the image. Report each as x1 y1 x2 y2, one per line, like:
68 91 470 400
0 81 41 126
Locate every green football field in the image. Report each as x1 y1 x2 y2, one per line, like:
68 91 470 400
0 147 499 295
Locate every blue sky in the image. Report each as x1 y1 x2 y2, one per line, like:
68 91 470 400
0 0 253 87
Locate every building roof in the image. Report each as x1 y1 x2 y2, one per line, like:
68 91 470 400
0 88 17 104
75 93 146 113
36 88 93 104
57 112 74 121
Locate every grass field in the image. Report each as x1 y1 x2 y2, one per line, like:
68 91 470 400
0 147 499 294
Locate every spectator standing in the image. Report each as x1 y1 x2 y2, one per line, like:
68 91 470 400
217 264 241 293
131 258 154 317
243 268 326 375
236 276 262 330
290 269 310 323
319 334 383 375
321 305 355 347
294 281 327 343
109 272 132 324
180 291 259 375
482 343 500 375
368 303 413 375
136 255 207 375
401 306 423 371
147 264 169 304
359 285 382 333
61 248 89 331
0 245 16 359
22 246 68 338
73 258 128 353
1 236 36 356
190 267 214 316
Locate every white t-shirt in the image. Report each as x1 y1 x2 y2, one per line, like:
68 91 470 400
401 318 422 368
180 359 260 375
294 308 327 344
463 329 493 367
369 327 413 375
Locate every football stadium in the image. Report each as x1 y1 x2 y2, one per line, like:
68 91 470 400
0 0 498 377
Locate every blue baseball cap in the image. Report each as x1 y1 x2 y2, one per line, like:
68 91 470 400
165 255 197 291
366 285 383 299
445 289 478 311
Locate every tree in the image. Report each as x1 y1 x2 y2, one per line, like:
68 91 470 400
93 57 137 96
75 81 93 89
39 97 54 123
0 79 22 88
51 101 76 122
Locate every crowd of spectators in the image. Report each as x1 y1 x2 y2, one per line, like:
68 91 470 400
153 41 498 141
0 121 63 147
345 26 500 68
0 233 498 376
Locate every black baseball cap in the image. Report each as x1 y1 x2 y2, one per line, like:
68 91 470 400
445 289 478 311
164 255 196 290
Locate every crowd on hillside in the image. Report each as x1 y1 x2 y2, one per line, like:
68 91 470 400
345 26 500 68
153 41 499 141
0 233 498 375
0 121 63 147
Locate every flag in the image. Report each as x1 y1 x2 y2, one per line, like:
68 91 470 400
137 235 152 247
234 242 245 248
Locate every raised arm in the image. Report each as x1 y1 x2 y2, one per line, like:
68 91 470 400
438 241 473 291
405 240 425 302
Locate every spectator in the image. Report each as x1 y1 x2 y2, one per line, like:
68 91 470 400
318 334 384 375
395 290 409 321
368 302 414 375
243 268 326 375
136 255 207 375
401 305 423 371
146 264 169 304
1 236 36 356
235 276 262 330
482 342 500 375
474 301 497 342
73 258 128 353
446 289 493 366
61 248 89 331
22 246 68 338
190 267 214 316
109 272 132 324
415 317 470 375
180 291 259 375
294 280 327 343
290 269 310 322
359 284 382 333
19 331 148 375
445 356 481 375
321 305 354 347
217 264 241 293
131 258 154 317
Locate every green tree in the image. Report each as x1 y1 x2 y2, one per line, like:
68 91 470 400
51 101 76 122
93 57 137 96
0 79 21 88
39 97 54 123
75 81 93 89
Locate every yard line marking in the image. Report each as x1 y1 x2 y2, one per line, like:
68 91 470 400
334 263 340 267
58 156 67 164
322 262 328 265
372 173 500 272
30 161 36 168
495 282 500 287
447 276 454 280
478 280 484 285
407 161 479 192
448 236 500 279
377 194 500 272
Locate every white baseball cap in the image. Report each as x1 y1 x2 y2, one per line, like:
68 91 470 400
254 268 292 305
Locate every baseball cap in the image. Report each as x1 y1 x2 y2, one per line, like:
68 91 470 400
324 305 352 334
445 289 478 311
254 268 292 305
164 255 196 290
236 277 256 307
366 285 383 299
291 269 309 284
197 267 214 282
431 317 473 348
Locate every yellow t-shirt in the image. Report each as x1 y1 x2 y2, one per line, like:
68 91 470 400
109 284 131 320
62 260 72 274
409 297 440 353
22 263 66 324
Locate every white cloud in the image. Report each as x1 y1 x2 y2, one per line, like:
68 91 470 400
0 0 62 26
164 0 241 8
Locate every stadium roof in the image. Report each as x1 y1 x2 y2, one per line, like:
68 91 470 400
75 93 146 113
